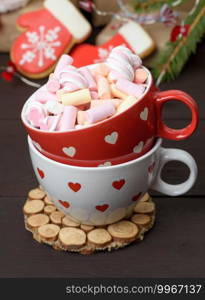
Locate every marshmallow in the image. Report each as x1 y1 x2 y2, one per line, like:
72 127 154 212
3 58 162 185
45 101 64 115
134 68 148 84
90 91 99 99
92 63 109 77
116 96 138 114
80 67 97 91
116 78 146 98
26 102 46 128
107 70 124 83
35 90 57 103
59 65 88 92
110 84 128 100
57 106 77 131
61 88 91 106
97 75 111 99
77 110 86 125
90 99 123 109
106 46 138 82
54 54 73 77
56 89 66 102
46 77 60 93
77 102 115 125
39 115 60 131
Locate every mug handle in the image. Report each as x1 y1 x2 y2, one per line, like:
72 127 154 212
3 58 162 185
151 147 197 196
154 90 198 140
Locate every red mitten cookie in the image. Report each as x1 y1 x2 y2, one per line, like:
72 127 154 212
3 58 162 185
11 0 91 78
71 21 155 68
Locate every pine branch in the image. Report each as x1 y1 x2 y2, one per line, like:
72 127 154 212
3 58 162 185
152 0 205 84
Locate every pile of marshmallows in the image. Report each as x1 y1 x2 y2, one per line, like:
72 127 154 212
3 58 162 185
25 46 149 132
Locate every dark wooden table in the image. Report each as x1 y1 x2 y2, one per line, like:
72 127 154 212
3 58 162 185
0 40 205 278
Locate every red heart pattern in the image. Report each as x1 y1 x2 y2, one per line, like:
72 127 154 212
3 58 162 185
112 179 125 190
132 192 142 202
68 182 81 192
59 200 70 209
95 204 109 212
37 168 44 179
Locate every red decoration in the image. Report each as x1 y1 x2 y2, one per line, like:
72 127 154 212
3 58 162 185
170 24 190 42
79 0 94 13
1 61 17 81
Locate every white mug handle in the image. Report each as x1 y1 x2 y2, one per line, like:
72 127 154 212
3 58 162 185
151 147 198 196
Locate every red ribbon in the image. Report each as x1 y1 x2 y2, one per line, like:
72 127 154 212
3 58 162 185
170 24 190 42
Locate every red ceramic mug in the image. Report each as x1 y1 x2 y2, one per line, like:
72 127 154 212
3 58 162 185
21 67 198 166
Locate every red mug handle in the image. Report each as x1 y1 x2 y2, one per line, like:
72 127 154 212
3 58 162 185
154 90 199 140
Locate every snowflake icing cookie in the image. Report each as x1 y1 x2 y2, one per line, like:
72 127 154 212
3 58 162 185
10 0 91 79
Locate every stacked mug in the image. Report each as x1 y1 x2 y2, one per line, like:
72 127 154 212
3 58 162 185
21 47 199 226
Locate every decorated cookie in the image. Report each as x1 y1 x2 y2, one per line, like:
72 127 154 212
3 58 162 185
11 0 91 78
71 20 155 68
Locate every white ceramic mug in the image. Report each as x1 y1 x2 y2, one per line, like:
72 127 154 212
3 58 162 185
28 137 197 226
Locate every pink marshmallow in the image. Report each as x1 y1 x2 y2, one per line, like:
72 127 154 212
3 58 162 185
90 91 99 99
45 101 64 115
39 115 60 131
116 79 146 98
26 102 46 128
77 111 86 125
78 102 115 125
54 54 73 77
35 90 57 103
93 63 109 77
80 67 97 91
134 68 148 84
90 99 123 109
46 78 60 93
108 70 125 83
57 106 77 131
97 75 111 99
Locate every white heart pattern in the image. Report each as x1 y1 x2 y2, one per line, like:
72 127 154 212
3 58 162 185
104 131 118 145
62 146 76 157
98 162 112 167
33 141 42 151
133 141 144 153
140 107 148 121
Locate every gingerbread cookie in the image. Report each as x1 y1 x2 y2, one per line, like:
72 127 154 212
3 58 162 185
71 20 155 68
11 0 91 78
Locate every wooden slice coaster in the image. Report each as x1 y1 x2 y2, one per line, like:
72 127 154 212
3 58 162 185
131 214 151 227
44 205 56 215
59 228 86 249
134 202 155 214
87 229 112 247
44 195 53 205
23 199 44 215
28 188 46 200
23 188 156 254
107 221 139 243
38 224 60 242
139 193 150 202
62 216 80 228
50 211 65 225
27 214 49 230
